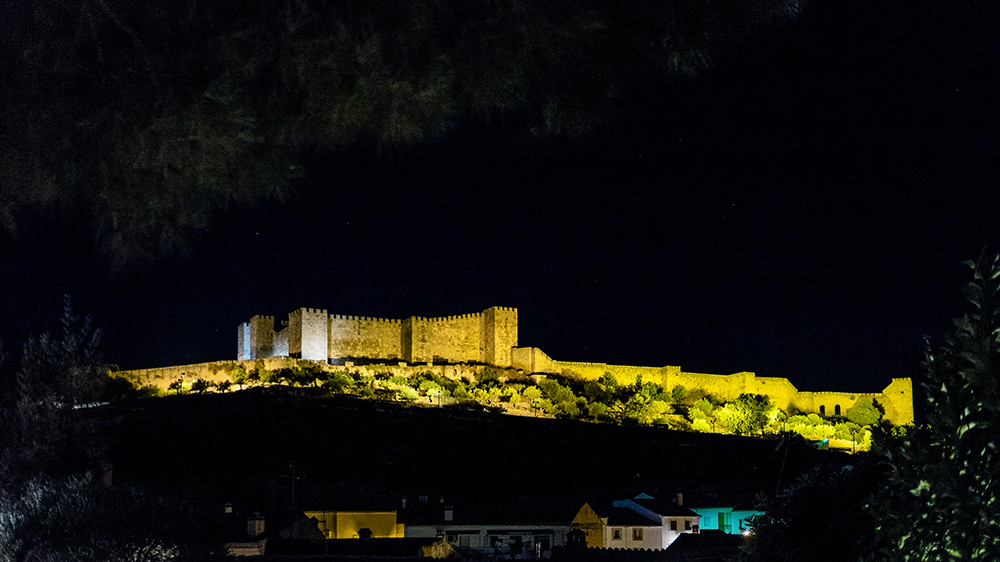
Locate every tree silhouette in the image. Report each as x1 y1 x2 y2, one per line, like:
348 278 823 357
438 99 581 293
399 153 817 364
0 296 110 488
869 252 1000 560
1 0 805 268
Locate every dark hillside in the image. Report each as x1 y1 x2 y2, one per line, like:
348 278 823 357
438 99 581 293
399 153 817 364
106 389 848 508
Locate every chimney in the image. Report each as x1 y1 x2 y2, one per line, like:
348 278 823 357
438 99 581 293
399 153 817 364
676 493 683 507
444 505 454 522
401 496 407 509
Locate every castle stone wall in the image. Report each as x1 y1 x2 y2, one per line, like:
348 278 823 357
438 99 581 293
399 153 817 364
329 315 404 360
512 349 914 425
274 326 289 357
410 314 482 364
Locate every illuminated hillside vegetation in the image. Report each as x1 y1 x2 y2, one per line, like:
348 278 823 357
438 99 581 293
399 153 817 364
161 361 882 449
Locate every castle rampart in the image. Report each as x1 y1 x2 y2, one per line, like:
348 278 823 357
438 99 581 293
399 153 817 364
123 306 918 426
510 348 913 425
239 306 518 367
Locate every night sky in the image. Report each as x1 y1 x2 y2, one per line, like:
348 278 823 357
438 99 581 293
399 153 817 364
3 0 999 397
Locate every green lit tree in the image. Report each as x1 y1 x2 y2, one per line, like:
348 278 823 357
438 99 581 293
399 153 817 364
291 361 324 387
867 253 1000 560
670 384 687 403
190 378 210 394
259 368 280 385
231 365 248 389
608 377 671 425
716 393 775 436
523 386 542 401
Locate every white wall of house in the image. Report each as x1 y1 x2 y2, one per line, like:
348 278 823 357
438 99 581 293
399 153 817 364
663 516 699 547
406 524 566 558
606 525 662 550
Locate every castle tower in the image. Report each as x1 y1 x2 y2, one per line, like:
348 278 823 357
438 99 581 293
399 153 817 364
237 322 251 360
481 307 518 367
881 378 915 425
289 308 329 361
247 315 275 360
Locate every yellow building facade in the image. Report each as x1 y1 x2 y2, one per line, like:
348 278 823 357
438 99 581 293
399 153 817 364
303 510 403 539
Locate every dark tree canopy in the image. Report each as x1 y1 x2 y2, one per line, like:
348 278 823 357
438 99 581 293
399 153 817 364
0 296 111 488
867 252 1000 560
1 0 805 268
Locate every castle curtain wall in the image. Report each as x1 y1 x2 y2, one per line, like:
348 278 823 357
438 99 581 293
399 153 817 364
407 314 481 364
229 307 913 425
245 307 517 366
329 315 404 361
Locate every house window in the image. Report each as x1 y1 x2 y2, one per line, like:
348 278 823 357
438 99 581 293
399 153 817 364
670 521 678 531
835 404 842 416
632 528 643 540
685 520 692 531
612 528 622 541
819 405 826 415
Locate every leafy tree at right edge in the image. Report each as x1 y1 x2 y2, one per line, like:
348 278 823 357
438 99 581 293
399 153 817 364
867 253 1000 560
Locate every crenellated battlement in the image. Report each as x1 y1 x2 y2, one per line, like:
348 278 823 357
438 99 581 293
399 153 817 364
295 308 327 315
330 314 401 323
421 313 484 322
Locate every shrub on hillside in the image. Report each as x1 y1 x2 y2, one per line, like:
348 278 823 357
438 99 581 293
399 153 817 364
716 394 774 436
689 397 715 421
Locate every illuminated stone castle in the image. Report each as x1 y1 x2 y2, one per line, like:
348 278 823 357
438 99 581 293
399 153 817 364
115 306 916 426
238 306 519 367
228 306 913 425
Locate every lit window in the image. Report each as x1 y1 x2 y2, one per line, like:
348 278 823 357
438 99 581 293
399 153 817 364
632 528 643 540
670 521 677 531
612 528 622 541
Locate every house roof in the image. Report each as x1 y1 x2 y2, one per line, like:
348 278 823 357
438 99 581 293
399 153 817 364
630 497 702 518
606 506 661 527
401 495 587 527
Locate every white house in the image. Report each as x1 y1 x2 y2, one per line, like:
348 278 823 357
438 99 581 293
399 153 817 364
402 496 579 559
605 494 701 550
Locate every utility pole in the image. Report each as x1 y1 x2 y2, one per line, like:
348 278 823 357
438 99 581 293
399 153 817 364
272 461 303 511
